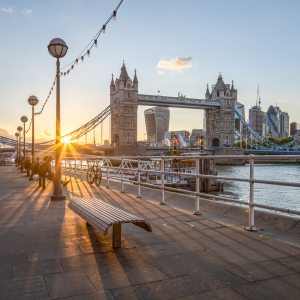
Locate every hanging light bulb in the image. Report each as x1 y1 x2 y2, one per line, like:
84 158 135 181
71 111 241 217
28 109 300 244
60 73 63 77
71 65 74 71
51 87 53 91
102 25 106 34
67 70 69 76
76 59 78 65
94 39 98 47
64 72 66 77
87 50 90 57
113 11 116 21
81 56 84 63
53 81 55 86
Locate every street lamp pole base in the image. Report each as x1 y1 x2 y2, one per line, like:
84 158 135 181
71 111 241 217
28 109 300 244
51 194 66 201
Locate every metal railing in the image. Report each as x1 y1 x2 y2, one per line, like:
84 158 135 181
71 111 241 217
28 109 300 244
58 153 300 231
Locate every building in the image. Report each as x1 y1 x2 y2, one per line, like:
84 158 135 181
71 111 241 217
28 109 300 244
165 130 189 143
290 122 300 136
266 105 280 139
248 105 266 135
280 111 289 138
110 62 138 146
144 107 170 143
205 74 237 148
235 101 245 133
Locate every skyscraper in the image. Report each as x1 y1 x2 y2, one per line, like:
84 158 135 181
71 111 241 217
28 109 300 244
290 122 300 136
266 105 280 139
249 106 266 135
280 111 289 138
144 107 170 143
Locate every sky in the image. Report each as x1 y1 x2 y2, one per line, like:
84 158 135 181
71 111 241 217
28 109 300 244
1 0 300 144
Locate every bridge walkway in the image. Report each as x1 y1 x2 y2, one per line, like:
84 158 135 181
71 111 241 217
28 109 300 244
0 166 299 299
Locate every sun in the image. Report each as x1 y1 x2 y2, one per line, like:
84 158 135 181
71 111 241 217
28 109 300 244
62 136 71 143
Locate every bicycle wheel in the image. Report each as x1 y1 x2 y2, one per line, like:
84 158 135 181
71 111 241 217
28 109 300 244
87 168 95 185
95 168 102 187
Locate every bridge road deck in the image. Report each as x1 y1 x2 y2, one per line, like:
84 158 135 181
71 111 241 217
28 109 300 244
0 167 300 300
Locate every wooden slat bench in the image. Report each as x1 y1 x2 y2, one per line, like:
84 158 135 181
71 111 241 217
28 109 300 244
68 197 152 249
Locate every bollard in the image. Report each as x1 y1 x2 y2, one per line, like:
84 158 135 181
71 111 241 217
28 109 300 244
160 156 166 205
246 154 257 231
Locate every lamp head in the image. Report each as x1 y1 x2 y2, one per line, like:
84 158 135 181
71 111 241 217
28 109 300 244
17 126 22 132
28 95 39 106
15 132 19 137
48 38 68 58
21 116 28 123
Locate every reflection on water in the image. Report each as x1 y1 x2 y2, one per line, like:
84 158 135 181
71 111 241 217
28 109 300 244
212 164 300 213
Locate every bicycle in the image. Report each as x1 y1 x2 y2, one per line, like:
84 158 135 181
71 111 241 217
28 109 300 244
86 159 102 187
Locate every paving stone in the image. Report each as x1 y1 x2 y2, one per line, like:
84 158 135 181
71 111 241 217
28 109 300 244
146 250 232 278
0 254 28 265
59 252 125 271
174 287 249 300
0 240 37 256
226 254 300 282
0 222 25 228
27 246 84 261
13 258 63 277
44 269 96 299
84 259 168 290
110 270 246 300
0 234 24 244
23 228 84 240
232 273 300 300
166 237 222 253
0 264 13 281
0 276 49 299
58 291 116 300
207 239 300 265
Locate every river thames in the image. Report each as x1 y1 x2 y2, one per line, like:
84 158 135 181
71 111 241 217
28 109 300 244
213 164 300 214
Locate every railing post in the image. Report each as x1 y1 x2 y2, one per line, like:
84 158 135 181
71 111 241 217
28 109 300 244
137 157 141 198
65 156 67 181
194 155 201 215
121 156 124 193
80 159 83 181
106 156 110 189
74 159 76 179
160 156 165 205
246 154 257 231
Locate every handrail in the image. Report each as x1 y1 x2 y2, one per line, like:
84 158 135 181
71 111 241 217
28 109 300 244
58 153 300 231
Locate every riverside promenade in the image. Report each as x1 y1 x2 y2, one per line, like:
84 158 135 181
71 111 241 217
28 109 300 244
0 166 300 300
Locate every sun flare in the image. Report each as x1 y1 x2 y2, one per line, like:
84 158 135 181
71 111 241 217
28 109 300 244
62 136 71 143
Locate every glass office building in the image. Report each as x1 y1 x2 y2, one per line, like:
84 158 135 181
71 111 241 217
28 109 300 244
266 105 280 139
144 107 170 143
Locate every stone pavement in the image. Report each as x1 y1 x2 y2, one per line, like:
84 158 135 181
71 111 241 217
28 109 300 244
0 166 300 300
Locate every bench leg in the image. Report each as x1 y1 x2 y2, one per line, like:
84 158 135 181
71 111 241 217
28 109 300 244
113 223 122 249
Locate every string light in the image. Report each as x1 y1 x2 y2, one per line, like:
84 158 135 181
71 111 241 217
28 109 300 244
32 0 124 119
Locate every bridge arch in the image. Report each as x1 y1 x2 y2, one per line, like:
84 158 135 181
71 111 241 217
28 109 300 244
212 138 220 148
112 134 119 146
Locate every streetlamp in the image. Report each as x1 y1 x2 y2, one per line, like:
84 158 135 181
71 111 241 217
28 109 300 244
21 116 28 160
15 132 19 164
48 38 68 201
28 96 39 180
17 126 23 161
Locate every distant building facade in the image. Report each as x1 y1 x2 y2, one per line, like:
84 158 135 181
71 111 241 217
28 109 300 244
248 105 266 135
145 107 170 143
266 105 280 139
280 111 289 138
290 122 300 136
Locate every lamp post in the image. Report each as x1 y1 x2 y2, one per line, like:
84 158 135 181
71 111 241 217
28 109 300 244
15 132 19 164
48 38 68 201
28 96 39 180
17 126 23 160
21 116 28 160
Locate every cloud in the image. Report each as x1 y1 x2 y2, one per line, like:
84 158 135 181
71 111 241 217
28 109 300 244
22 9 32 14
40 129 53 139
157 70 164 75
156 57 195 70
277 100 286 103
1 7 13 13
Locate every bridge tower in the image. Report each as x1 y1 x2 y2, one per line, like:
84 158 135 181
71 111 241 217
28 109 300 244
205 74 237 148
110 62 138 146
